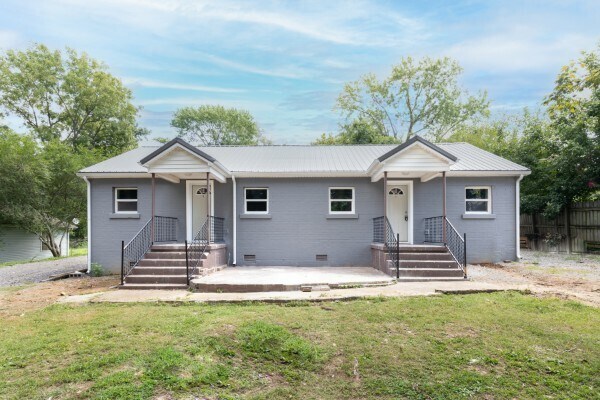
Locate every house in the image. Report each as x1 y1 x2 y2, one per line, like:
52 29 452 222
0 225 69 263
78 136 530 289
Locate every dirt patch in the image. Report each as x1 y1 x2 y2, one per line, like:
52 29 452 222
470 250 600 307
0 275 118 317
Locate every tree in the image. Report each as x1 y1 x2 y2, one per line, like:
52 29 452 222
0 44 146 157
336 56 489 142
313 119 399 145
0 130 97 256
171 105 270 145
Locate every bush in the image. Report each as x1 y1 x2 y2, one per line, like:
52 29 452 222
89 263 104 277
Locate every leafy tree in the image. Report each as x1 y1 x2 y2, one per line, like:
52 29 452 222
0 44 146 156
171 105 270 145
336 56 489 143
0 130 97 256
313 119 399 145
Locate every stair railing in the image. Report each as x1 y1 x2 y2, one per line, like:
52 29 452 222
373 216 400 278
120 216 178 285
185 218 210 285
424 216 467 278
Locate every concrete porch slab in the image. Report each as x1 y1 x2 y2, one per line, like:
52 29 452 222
190 266 395 293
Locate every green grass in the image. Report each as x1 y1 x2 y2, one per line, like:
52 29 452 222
0 245 87 267
0 292 599 399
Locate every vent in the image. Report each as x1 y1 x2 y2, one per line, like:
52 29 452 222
316 254 328 261
244 254 256 262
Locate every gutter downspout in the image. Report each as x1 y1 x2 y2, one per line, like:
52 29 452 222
83 176 91 273
232 175 237 266
516 175 524 259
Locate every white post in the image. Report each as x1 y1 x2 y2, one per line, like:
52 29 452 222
516 175 524 259
232 175 237 266
83 176 91 273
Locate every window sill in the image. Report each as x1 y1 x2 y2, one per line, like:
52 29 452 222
109 213 140 219
326 214 359 219
462 213 496 220
239 214 272 219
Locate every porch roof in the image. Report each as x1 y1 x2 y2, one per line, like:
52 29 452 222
78 140 530 178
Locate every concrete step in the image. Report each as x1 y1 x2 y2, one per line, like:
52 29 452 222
150 244 187 252
138 259 187 267
397 260 459 269
396 277 467 282
396 252 455 261
145 251 187 259
130 266 188 275
388 268 465 278
119 283 189 290
395 245 447 253
125 274 188 284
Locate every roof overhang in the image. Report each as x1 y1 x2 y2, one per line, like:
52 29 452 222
368 136 457 182
138 138 230 183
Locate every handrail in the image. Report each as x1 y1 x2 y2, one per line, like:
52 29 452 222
186 218 209 285
121 216 178 285
373 216 400 278
424 216 467 278
210 216 225 243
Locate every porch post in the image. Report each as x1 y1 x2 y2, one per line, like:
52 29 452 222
442 171 447 244
206 172 211 243
151 173 156 243
383 171 388 220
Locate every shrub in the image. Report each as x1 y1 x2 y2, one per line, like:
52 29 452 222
89 263 104 277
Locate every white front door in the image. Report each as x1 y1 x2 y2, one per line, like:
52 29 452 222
387 185 409 242
192 184 209 238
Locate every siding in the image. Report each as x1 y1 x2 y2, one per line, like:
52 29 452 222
89 178 186 272
384 146 450 170
413 176 517 263
0 226 68 263
89 176 517 272
235 178 384 266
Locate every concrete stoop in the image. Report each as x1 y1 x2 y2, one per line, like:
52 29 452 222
120 243 227 290
190 278 395 293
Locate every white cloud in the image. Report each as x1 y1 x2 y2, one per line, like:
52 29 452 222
121 77 245 93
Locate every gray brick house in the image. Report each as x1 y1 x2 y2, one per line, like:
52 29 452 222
78 136 530 289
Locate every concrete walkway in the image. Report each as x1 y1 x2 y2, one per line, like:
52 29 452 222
191 266 394 292
59 280 531 304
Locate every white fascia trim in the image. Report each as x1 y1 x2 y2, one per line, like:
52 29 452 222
446 170 532 177
77 172 151 179
231 171 369 178
83 176 91 273
156 173 181 183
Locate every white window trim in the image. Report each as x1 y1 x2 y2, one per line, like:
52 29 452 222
329 187 355 214
465 186 492 214
114 187 138 214
244 188 269 214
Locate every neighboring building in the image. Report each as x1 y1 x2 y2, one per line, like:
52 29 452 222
0 226 69 263
78 136 530 288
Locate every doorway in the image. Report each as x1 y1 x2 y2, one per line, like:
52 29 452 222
386 183 412 243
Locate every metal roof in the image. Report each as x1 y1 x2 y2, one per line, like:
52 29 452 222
79 142 530 174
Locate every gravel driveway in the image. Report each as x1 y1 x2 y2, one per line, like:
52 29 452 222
0 256 87 287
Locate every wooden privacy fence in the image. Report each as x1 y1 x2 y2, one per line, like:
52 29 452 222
520 200 600 254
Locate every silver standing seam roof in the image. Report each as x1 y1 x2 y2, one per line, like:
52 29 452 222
79 142 530 174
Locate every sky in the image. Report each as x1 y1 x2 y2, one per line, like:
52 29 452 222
0 0 598 144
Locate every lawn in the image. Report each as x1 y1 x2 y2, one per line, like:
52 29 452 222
0 292 598 399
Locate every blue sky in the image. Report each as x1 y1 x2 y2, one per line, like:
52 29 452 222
0 0 598 144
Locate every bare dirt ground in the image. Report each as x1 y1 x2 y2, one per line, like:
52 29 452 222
0 276 118 318
469 250 600 307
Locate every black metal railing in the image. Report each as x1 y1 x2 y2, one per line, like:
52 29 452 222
121 216 178 285
373 216 401 278
210 216 225 243
186 218 209 284
424 216 467 277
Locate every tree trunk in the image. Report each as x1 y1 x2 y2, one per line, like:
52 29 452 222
41 231 62 257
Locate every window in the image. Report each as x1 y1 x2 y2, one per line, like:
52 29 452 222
115 188 138 213
245 188 268 213
329 187 354 214
465 187 491 213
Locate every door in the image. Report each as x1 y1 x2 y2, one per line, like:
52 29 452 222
192 184 209 238
387 185 409 242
